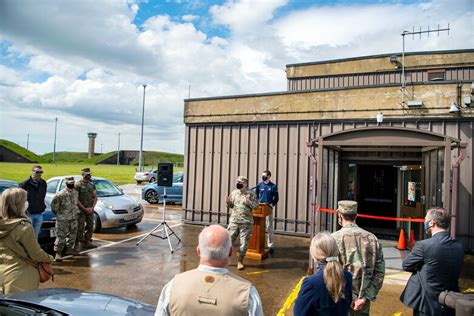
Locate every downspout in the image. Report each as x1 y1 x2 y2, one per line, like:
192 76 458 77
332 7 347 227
450 145 466 238
307 140 318 274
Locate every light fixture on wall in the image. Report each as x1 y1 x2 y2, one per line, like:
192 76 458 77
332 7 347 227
390 55 401 69
376 112 384 124
449 102 460 113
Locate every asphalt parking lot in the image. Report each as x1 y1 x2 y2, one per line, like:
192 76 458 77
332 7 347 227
40 184 415 315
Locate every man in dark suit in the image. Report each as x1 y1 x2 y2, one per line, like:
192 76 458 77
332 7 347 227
400 207 464 316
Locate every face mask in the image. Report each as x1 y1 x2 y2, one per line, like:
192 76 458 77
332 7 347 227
24 201 29 212
66 183 75 189
236 183 243 190
262 176 268 182
84 174 91 180
424 221 431 235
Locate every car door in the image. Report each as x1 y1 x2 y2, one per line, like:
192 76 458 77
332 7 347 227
167 174 183 203
45 178 62 207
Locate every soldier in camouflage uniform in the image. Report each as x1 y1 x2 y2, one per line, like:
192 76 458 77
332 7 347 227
51 177 79 261
332 200 385 315
226 176 258 270
75 168 98 251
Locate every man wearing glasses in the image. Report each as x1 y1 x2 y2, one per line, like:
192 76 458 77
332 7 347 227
19 165 47 237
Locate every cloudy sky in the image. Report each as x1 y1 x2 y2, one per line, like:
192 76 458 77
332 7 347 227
0 0 472 155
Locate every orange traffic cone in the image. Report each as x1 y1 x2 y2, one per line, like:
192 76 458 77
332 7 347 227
408 229 415 249
396 228 406 250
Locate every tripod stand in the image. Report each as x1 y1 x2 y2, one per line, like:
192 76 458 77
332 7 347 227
136 187 181 253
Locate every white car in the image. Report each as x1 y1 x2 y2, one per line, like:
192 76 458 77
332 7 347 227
45 176 144 233
134 169 157 184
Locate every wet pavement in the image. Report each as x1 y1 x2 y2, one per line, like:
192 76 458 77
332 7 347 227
37 184 432 315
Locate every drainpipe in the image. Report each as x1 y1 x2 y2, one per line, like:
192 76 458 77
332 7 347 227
307 140 318 274
450 146 466 238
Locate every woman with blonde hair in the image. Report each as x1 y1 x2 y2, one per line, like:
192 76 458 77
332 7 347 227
294 231 352 316
0 188 54 294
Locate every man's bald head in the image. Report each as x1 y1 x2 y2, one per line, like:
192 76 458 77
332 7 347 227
198 225 232 265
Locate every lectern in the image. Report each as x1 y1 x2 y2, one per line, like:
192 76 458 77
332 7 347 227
245 203 272 261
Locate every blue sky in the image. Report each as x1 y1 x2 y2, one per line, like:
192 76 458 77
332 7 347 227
0 0 472 154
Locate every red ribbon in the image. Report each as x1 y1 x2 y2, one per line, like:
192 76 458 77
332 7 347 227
316 207 425 223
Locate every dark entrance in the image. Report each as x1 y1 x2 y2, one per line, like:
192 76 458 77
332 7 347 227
356 164 397 233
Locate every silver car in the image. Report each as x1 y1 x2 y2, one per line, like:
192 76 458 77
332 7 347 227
45 176 144 233
134 169 157 184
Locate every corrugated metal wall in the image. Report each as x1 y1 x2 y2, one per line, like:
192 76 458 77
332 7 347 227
183 119 473 250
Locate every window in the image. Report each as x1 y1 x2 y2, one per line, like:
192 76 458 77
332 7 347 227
427 69 445 81
47 179 60 193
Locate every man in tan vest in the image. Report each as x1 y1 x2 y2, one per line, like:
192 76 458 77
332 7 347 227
155 224 263 316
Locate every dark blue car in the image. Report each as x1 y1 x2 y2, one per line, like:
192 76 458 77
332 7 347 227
141 172 183 204
0 180 55 251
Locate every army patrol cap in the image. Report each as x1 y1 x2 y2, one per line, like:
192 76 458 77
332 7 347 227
337 200 357 214
65 177 75 184
81 167 91 175
236 176 248 183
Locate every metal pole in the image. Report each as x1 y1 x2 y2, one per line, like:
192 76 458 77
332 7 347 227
138 84 147 172
26 133 29 150
402 32 406 90
52 117 58 163
117 133 121 166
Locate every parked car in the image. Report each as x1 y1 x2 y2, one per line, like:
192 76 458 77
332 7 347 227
1 288 156 315
0 180 55 251
45 176 144 233
0 179 18 194
142 172 183 204
134 169 158 184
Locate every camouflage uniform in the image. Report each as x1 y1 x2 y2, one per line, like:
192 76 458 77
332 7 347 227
332 200 385 316
227 176 258 262
75 178 96 243
51 185 79 254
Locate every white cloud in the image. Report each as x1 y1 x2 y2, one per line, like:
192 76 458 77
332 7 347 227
0 0 472 155
210 0 288 34
182 14 199 22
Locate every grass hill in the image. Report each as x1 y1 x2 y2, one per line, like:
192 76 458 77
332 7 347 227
0 139 44 162
41 151 90 163
139 151 183 166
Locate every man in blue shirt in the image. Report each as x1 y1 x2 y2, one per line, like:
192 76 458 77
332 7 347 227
255 170 279 253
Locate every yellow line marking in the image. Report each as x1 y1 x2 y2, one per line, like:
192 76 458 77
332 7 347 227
246 270 269 275
392 312 403 316
277 276 306 316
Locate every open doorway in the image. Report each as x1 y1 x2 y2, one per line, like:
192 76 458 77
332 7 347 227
341 162 398 238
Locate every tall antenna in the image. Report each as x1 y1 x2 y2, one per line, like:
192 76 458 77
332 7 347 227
400 24 450 104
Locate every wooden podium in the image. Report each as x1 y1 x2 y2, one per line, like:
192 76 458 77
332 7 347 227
245 203 272 261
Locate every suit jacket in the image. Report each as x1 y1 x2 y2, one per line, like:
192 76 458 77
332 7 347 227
400 231 464 316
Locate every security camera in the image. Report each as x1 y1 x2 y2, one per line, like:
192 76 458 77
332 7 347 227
390 55 400 69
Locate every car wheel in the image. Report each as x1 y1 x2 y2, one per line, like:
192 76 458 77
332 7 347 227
136 181 142 184
93 213 102 233
145 190 159 204
149 177 156 183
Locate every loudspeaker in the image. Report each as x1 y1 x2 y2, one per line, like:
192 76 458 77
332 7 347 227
157 163 173 187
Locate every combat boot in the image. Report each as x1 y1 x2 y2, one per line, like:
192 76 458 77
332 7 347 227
54 253 63 262
83 240 98 249
63 248 75 256
73 242 82 254
237 261 245 270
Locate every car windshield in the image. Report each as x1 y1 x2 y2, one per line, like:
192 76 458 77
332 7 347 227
172 173 182 182
92 179 123 197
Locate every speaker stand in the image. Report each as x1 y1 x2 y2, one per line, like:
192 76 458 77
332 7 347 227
136 187 181 253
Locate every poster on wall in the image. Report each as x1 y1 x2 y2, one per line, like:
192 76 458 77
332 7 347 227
408 181 416 202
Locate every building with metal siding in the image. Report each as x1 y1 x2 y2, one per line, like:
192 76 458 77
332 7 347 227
183 49 474 251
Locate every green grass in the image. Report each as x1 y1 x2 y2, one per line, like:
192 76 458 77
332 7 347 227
0 162 183 185
0 139 44 163
138 151 184 166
